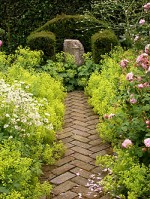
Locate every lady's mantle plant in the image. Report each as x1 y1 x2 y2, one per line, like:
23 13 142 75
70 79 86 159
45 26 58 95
0 47 65 198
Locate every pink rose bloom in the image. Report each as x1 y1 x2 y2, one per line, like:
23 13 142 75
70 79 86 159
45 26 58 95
0 40 2 47
139 19 145 25
136 53 149 69
145 44 150 54
120 59 129 68
144 138 150 147
143 3 150 12
130 98 137 104
138 84 144 88
136 53 148 64
143 82 150 87
122 139 133 148
141 63 148 69
126 72 134 81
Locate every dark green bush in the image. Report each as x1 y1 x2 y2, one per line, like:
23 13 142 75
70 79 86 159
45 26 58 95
91 29 119 63
28 14 109 53
0 0 91 53
27 31 56 59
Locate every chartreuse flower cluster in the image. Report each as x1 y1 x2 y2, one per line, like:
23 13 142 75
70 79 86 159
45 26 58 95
0 48 66 198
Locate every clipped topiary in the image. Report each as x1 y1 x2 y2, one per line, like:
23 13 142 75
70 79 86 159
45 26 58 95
27 14 109 53
91 29 119 63
27 31 56 59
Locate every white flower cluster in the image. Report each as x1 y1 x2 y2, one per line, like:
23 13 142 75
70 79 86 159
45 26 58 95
0 79 53 137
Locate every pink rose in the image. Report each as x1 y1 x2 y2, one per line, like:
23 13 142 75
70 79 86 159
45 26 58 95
120 59 129 68
126 72 134 81
0 40 2 47
143 3 150 12
139 19 145 25
136 53 149 69
144 138 150 147
122 139 133 148
145 120 150 125
138 84 144 88
143 82 150 87
130 98 137 104
141 63 148 69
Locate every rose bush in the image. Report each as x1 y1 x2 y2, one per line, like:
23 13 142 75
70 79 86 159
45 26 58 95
86 42 150 198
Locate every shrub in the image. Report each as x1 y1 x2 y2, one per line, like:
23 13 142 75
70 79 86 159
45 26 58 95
9 46 43 71
0 48 66 198
27 14 109 53
27 31 56 59
41 52 78 91
88 0 148 48
41 51 102 91
91 29 119 63
0 0 91 53
96 149 150 199
0 140 52 198
86 44 150 198
77 52 101 88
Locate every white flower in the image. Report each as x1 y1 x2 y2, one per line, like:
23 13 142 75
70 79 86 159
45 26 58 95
4 124 9 128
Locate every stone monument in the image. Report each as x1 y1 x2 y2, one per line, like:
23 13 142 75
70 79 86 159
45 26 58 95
63 39 84 66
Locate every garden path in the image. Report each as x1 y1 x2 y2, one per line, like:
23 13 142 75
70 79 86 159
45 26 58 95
41 91 112 199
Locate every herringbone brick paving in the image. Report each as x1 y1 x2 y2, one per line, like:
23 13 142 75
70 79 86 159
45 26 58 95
41 91 111 199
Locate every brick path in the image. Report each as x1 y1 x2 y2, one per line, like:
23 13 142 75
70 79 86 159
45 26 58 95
41 91 111 199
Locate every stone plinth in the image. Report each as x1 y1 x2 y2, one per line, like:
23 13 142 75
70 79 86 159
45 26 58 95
63 39 84 66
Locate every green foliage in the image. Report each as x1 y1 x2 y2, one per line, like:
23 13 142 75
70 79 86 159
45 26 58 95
85 47 126 116
41 52 78 91
86 44 150 198
0 0 91 53
0 47 66 198
0 140 52 198
91 29 119 63
96 149 150 199
28 14 109 53
9 46 43 70
88 0 148 48
27 31 56 59
0 51 11 72
0 28 5 37
77 52 101 88
41 51 102 91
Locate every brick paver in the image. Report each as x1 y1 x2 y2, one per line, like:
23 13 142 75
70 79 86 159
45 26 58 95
40 91 111 199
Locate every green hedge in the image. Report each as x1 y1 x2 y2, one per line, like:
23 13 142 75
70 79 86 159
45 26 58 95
27 31 56 59
91 29 119 63
27 14 109 53
0 0 91 53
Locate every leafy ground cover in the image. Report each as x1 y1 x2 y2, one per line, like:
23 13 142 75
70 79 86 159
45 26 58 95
0 48 66 198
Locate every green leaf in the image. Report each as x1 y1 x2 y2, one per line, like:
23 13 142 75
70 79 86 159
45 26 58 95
0 186 9 194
